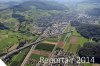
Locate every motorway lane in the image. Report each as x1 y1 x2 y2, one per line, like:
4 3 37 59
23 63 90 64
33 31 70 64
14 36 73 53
0 32 66 61
0 22 69 64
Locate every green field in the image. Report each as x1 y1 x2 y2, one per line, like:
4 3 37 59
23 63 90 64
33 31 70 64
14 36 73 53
0 35 18 49
31 54 47 60
35 43 55 51
0 34 8 41
7 48 30 66
77 37 88 46
0 30 38 53
63 43 70 52
71 27 80 36
63 33 72 51
84 63 92 66
69 44 78 52
46 37 59 42
0 30 38 66
71 27 89 46
71 27 92 66
0 30 19 52
63 26 89 52
59 34 67 41
25 64 31 66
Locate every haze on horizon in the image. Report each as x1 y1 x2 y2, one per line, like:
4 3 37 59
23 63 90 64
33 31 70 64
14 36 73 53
0 0 85 2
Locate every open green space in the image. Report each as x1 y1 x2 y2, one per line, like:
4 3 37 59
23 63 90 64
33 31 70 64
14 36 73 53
63 26 89 52
7 47 30 66
69 44 80 53
35 43 55 51
77 37 89 46
71 27 93 66
25 64 31 66
63 33 72 51
46 37 59 42
71 27 81 36
0 34 8 41
71 27 89 46
0 36 18 49
0 30 38 66
63 43 70 51
63 35 71 52
0 30 38 53
59 34 66 41
31 54 47 60
84 63 92 66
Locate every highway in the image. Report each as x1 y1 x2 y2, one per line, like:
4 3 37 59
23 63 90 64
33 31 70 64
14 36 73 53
0 22 69 63
0 33 64 61
0 26 51 61
0 37 43 61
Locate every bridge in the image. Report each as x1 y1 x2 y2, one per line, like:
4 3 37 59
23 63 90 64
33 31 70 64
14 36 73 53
0 22 69 62
0 32 65 61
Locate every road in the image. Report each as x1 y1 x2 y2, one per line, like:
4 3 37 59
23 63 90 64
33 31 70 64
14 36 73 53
20 45 37 66
36 22 71 66
0 22 69 63
0 26 51 61
0 29 66 61
20 26 51 66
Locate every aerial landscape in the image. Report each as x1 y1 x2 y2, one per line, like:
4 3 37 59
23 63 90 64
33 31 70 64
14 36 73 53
0 0 100 66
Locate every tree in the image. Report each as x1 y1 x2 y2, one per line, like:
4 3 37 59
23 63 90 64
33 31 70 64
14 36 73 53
78 42 100 63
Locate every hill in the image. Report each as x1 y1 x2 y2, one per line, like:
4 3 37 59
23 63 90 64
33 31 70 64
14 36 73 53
0 0 68 33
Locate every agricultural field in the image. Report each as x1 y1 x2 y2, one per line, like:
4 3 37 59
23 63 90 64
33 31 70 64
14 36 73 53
59 34 67 41
26 38 58 66
68 27 88 52
69 44 80 53
0 30 38 66
31 54 47 60
45 37 59 42
63 26 89 53
7 47 30 66
0 30 19 54
0 0 100 66
71 27 89 44
35 43 55 51
0 30 38 52
32 50 51 57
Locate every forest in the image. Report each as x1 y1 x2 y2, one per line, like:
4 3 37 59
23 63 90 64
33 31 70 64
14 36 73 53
78 42 100 63
71 22 100 42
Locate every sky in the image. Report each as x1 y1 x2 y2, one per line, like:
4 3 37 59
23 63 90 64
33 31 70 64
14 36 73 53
0 0 23 2
0 0 19 1
0 0 85 2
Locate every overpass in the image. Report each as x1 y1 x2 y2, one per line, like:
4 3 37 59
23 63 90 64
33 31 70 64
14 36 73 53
0 22 69 61
0 32 66 61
